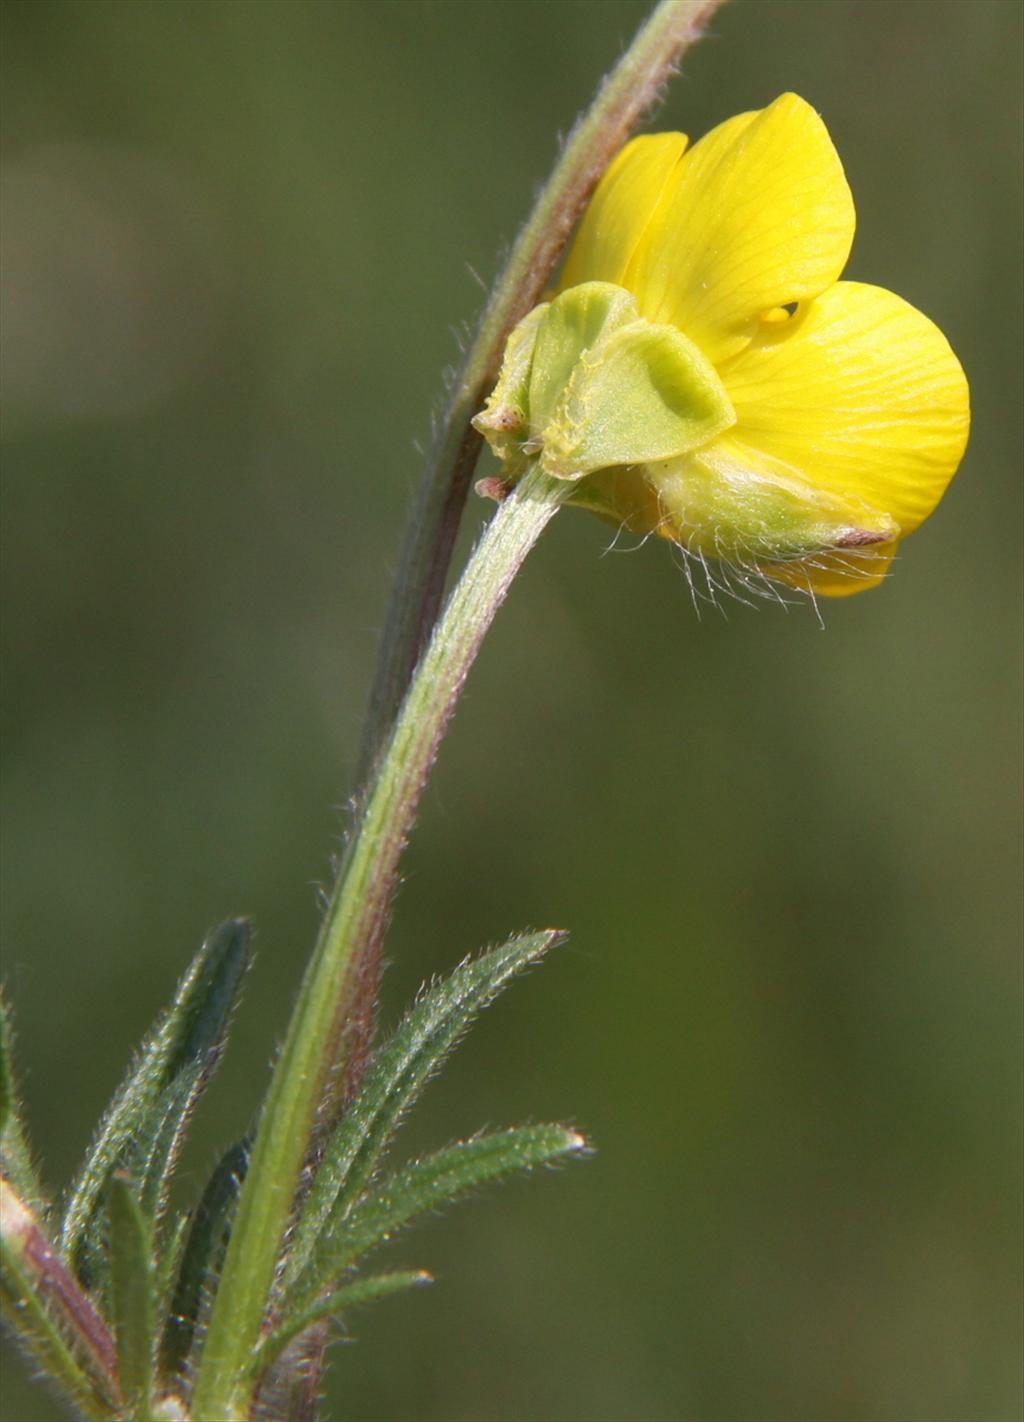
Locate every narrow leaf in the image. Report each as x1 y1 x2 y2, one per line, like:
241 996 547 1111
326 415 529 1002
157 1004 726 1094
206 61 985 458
159 1139 248 1382
108 1175 156 1418
0 997 12 1139
0 993 47 1214
292 1124 585 1308
128 1072 203 1226
61 919 250 1284
286 929 563 1289
154 1210 190 1336
254 1270 431 1378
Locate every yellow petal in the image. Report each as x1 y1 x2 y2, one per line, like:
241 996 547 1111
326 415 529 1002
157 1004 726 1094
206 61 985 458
627 94 855 364
719 280 970 539
761 540 900 598
559 132 687 291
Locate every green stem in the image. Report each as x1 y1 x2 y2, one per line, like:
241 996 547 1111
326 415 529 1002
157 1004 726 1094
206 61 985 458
358 0 725 782
0 1180 121 1419
334 0 723 1188
191 468 569 1420
193 9 725 1411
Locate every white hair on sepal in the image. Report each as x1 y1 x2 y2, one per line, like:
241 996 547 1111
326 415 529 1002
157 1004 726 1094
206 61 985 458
598 517 658 558
592 483 893 625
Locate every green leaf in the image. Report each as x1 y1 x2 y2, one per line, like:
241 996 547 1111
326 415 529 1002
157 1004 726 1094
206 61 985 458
254 1270 431 1378
159 1139 248 1383
291 1124 586 1309
0 993 47 1214
153 1210 190 1341
126 1073 202 1227
0 999 12 1140
61 919 250 1288
285 929 563 1291
108 1175 155 1419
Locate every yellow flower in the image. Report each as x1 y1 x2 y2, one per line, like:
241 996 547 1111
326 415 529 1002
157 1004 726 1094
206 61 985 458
477 94 969 598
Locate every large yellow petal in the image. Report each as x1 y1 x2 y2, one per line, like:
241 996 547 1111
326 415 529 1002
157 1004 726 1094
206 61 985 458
559 132 687 291
627 94 855 365
719 280 970 539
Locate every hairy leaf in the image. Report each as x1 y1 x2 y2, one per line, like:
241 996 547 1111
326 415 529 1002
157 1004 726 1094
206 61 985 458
0 993 47 1214
128 1073 203 1227
108 1175 156 1417
61 919 250 1288
286 929 563 1290
291 1124 585 1308
160 1139 248 1383
255 1270 431 1379
154 1210 190 1343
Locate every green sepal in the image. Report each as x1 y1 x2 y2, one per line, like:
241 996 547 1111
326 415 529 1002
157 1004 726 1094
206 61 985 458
648 448 899 563
252 1270 431 1382
108 1175 156 1419
0 993 47 1215
290 1124 586 1312
475 282 735 485
61 919 251 1288
541 314 735 478
284 929 564 1293
159 1139 248 1383
527 282 638 436
473 304 548 465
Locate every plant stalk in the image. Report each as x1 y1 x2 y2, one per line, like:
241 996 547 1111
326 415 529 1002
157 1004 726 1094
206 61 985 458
0 1180 120 1417
333 0 724 1195
192 468 569 1420
357 0 725 781
194 8 724 1411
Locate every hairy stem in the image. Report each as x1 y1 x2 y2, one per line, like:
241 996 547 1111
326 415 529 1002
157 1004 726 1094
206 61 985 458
192 468 569 1420
332 0 725 1184
358 0 725 781
193 8 724 1412
0 1180 120 1418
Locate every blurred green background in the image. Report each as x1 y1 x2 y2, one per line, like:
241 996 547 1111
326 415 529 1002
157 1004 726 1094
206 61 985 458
2 2 1021 1419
